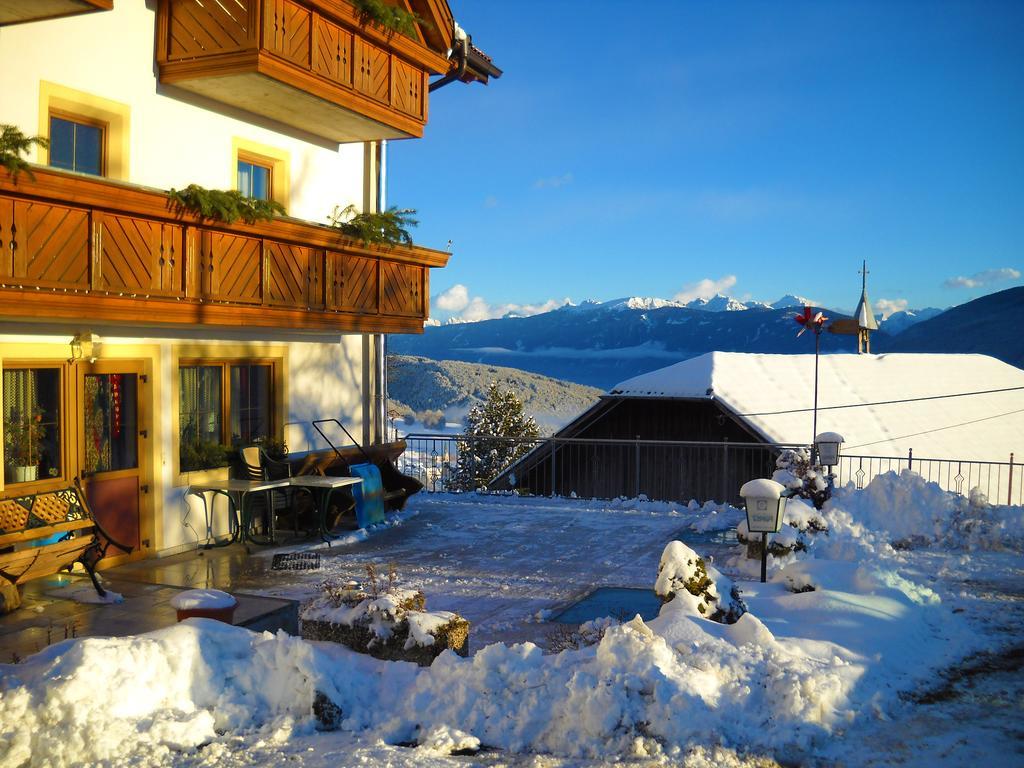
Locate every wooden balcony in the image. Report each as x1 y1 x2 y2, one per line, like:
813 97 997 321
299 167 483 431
0 0 112 26
0 167 448 334
156 0 454 143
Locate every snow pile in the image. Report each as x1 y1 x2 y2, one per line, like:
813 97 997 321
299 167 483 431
833 470 1024 551
2 472 1013 765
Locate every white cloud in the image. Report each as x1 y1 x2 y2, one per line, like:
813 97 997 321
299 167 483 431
434 284 470 312
943 267 1020 289
672 275 738 304
431 286 570 323
534 172 574 189
873 298 908 319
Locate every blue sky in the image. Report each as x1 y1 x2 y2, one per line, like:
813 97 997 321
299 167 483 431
389 0 1023 322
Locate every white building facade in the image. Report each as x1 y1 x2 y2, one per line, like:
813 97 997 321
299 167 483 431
0 0 496 557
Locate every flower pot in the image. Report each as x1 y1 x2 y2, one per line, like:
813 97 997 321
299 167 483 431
12 465 38 483
170 589 237 624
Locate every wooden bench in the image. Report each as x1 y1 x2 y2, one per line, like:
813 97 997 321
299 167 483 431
0 482 133 610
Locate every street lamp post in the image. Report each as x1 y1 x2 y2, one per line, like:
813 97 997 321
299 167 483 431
740 478 789 584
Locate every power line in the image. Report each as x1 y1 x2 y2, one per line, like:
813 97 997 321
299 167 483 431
737 385 1024 417
844 407 1024 450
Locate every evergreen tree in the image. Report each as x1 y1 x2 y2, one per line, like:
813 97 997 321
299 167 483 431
451 382 540 491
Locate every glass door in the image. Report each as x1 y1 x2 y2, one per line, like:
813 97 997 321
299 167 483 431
78 361 145 557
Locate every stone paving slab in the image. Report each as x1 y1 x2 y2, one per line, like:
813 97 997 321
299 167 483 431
0 571 298 663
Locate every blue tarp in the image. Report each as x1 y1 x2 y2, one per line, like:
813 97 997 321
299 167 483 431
349 463 386 528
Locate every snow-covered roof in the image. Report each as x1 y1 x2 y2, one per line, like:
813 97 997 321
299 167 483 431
608 352 1024 461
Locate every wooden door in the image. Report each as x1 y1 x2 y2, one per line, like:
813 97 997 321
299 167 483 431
78 360 147 563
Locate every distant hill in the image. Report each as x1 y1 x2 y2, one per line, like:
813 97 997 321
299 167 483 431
887 286 1024 367
391 298 894 389
387 355 603 434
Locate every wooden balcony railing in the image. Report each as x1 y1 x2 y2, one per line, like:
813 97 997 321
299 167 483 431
0 0 112 26
156 0 453 143
0 167 448 334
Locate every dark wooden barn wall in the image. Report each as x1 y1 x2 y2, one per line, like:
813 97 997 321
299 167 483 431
506 399 780 505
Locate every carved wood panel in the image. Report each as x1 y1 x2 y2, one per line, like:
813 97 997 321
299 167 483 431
167 0 255 61
380 261 423 317
312 16 352 87
199 231 262 304
4 200 90 290
331 252 378 313
308 248 325 309
0 197 13 280
391 56 424 119
353 36 389 103
97 214 183 296
265 240 308 307
264 0 311 68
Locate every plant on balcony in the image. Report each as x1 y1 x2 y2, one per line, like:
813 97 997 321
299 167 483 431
329 204 418 247
350 0 425 38
0 124 49 181
168 184 285 225
179 439 231 473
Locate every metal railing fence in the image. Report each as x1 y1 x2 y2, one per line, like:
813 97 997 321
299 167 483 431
399 433 1022 507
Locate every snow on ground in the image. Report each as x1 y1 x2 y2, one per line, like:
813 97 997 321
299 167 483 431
1 473 1023 767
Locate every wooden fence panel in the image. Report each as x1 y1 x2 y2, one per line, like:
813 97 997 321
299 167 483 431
335 252 378 313
353 36 389 103
199 231 262 304
265 240 308 307
380 261 422 317
167 0 254 60
97 214 183 296
392 56 424 119
312 16 352 86
264 0 311 67
9 200 90 290
0 197 13 279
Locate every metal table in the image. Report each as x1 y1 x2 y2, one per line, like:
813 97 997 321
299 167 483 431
186 478 292 550
288 475 363 543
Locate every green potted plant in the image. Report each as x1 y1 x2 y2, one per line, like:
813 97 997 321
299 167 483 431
4 406 46 483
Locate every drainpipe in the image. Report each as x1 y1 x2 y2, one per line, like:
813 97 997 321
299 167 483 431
374 139 388 444
429 24 469 92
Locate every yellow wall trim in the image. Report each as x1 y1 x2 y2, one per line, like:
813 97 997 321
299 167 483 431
38 80 131 181
231 136 291 209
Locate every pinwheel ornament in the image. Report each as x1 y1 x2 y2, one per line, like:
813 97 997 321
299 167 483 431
794 306 827 337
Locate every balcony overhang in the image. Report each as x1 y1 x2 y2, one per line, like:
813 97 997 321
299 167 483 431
156 0 456 143
0 167 449 335
0 0 112 26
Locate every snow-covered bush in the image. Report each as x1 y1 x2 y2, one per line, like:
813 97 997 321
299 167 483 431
300 576 469 665
736 497 829 559
545 615 621 653
654 541 745 623
773 448 832 509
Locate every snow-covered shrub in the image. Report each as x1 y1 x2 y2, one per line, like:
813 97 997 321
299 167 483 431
300 577 469 665
773 448 832 509
654 541 745 623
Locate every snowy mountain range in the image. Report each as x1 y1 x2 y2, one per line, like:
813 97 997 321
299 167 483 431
396 287 1019 391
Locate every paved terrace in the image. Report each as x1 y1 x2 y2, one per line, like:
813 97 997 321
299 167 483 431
1 494 737 660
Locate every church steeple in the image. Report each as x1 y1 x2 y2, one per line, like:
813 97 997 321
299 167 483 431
854 260 878 353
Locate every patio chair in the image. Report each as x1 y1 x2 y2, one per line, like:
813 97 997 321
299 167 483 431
239 446 312 537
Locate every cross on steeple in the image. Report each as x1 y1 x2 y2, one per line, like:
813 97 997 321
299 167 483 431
860 260 869 292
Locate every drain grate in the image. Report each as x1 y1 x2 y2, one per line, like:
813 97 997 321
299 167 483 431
271 552 321 571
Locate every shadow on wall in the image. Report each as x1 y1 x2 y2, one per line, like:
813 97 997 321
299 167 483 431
286 338 365 453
